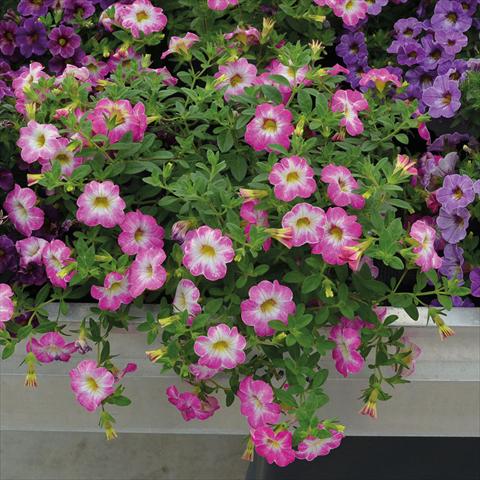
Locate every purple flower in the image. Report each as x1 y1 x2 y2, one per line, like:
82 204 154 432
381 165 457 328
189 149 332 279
394 17 424 38
48 48 86 74
15 262 47 286
439 244 464 281
459 0 478 16
435 30 468 55
0 21 17 56
0 169 14 192
428 132 477 153
474 180 480 195
452 296 474 307
48 25 81 58
336 32 368 67
18 0 54 17
436 207 470 244
431 0 473 32
420 35 453 71
470 269 480 297
15 18 48 58
396 40 426 66
0 235 18 274
63 0 96 22
365 0 388 15
436 174 475 211
438 59 468 82
406 66 436 93
422 75 461 118
346 62 370 89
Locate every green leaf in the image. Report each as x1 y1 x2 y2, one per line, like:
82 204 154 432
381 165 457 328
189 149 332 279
107 395 132 406
217 130 234 153
387 293 412 308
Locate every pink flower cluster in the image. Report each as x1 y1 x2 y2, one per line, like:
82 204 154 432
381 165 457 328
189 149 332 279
166 385 219 421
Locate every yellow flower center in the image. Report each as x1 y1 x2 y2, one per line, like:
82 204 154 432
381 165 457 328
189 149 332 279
442 93 452 106
260 298 277 314
56 153 70 165
109 281 123 292
453 186 463 200
262 119 277 133
329 225 344 241
134 228 144 242
230 74 243 87
136 10 149 22
286 171 299 183
93 196 110 208
212 340 229 351
36 134 46 148
296 217 311 228
200 244 216 257
86 376 99 392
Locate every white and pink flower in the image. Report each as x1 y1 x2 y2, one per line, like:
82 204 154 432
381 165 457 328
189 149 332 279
161 32 200 59
91 272 133 311
39 138 83 177
17 121 61 164
189 363 220 381
332 0 368 26
194 324 246 370
252 427 295 467
238 376 281 428
118 210 164 255
245 103 294 152
359 68 402 92
281 203 325 247
397 335 421 377
320 164 365 209
117 0 167 38
331 89 369 136
69 360 115 412
268 156 317 202
127 248 167 298
27 332 77 363
173 279 202 326
329 322 365 377
208 0 239 10
15 236 48 268
42 240 75 289
240 200 271 251
76 180 126 229
4 185 44 237
215 58 257 100
224 26 260 46
0 284 14 329
241 280 296 337
312 207 362 265
410 220 442 272
296 427 344 461
88 98 147 144
182 226 235 282
166 385 219 421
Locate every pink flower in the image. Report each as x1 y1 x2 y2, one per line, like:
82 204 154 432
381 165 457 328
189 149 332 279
15 236 48 268
397 335 421 377
208 0 239 10
328 64 350 76
245 103 294 152
39 138 83 177
118 210 164 255
91 272 133 311
173 279 202 325
76 181 126 228
224 26 260 46
241 280 296 337
42 240 75 289
69 360 115 412
238 376 281 428
215 58 257 100
117 0 167 38
189 363 220 380
161 32 200 59
329 323 364 377
312 207 362 265
395 154 418 177
268 156 317 202
296 427 344 461
166 385 219 421
410 220 442 272
88 98 147 144
127 248 167 298
182 226 235 282
4 185 44 237
332 0 368 26
0 284 14 329
240 200 271 251
252 427 295 467
27 332 77 363
331 89 368 136
13 62 49 115
359 68 402 91
16 121 61 164
320 164 365 209
194 323 246 370
281 203 325 247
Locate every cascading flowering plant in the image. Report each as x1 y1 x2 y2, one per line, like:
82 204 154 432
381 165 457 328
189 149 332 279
0 0 479 468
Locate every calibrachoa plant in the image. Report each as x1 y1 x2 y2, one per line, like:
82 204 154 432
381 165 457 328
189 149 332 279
1 0 480 467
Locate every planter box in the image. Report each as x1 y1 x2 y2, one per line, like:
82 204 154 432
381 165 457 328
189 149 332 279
1 305 479 436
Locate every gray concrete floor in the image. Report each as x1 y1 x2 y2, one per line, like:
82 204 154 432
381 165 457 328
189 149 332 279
0 431 248 480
